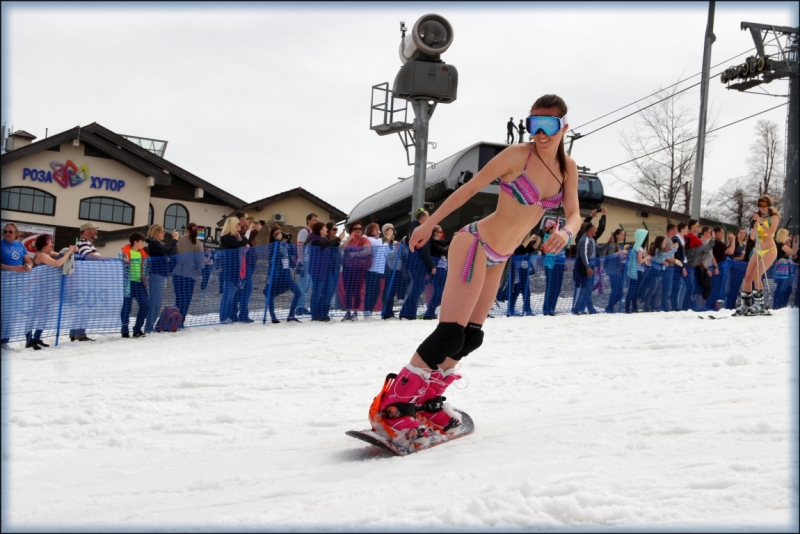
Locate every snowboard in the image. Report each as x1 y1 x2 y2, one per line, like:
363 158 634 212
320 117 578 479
346 409 474 456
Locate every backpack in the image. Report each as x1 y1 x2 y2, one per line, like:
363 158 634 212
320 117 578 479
156 306 182 333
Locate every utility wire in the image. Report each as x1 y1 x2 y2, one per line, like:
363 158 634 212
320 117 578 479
570 37 780 133
595 102 788 174
577 80 701 139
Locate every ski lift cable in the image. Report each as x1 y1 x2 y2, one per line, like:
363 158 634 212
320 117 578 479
569 38 780 133
595 102 788 174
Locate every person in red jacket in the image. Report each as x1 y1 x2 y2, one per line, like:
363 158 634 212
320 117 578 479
684 219 703 250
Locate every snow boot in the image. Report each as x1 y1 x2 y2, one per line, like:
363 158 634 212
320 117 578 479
733 291 752 316
746 289 769 316
416 367 463 434
369 364 431 443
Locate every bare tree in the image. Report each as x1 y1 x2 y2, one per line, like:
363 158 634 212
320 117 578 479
702 175 757 227
746 119 784 211
617 83 716 220
704 120 785 225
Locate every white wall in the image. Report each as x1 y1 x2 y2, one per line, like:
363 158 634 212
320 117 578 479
1 141 151 230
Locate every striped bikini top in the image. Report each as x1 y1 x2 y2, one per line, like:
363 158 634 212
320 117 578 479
499 144 563 209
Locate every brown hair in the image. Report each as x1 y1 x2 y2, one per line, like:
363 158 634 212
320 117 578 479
129 232 146 245
531 94 568 178
186 222 198 245
311 221 326 236
365 222 380 237
348 220 363 233
415 209 429 222
758 195 780 217
649 235 666 256
34 234 52 251
269 224 283 243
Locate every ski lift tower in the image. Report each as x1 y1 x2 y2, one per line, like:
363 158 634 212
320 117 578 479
369 14 458 217
720 21 799 234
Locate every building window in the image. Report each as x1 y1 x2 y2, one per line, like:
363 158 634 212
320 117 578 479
79 197 134 225
148 204 154 226
164 203 188 232
214 227 221 241
1 187 56 216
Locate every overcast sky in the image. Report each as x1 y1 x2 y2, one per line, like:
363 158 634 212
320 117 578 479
2 1 797 218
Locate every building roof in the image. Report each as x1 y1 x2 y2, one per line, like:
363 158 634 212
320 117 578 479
10 130 36 139
602 195 728 228
239 186 348 222
1 123 246 209
347 141 505 223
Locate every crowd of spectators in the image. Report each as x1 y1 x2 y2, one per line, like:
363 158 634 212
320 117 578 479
2 208 799 350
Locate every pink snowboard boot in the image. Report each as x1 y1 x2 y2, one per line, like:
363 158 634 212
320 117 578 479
370 364 431 442
416 367 463 434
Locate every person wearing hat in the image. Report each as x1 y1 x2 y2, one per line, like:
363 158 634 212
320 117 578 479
76 222 104 259
70 221 108 341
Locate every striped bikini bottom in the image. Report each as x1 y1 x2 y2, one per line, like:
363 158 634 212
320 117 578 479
458 222 512 283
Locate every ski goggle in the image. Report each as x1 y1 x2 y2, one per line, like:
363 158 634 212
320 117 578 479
526 115 568 136
757 200 769 208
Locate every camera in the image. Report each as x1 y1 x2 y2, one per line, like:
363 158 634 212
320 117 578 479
259 220 266 226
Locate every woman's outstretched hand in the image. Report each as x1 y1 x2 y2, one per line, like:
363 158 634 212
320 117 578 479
541 230 569 254
409 222 433 252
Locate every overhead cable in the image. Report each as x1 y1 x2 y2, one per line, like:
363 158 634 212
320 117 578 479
570 38 779 134
595 102 788 174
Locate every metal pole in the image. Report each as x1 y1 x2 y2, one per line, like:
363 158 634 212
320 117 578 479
54 273 66 346
691 0 716 220
410 99 430 216
784 57 799 236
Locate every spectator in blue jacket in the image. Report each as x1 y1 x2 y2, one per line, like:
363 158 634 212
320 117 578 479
307 221 343 321
670 222 689 312
543 219 570 316
724 227 747 309
625 229 650 313
603 229 627 313
573 222 600 314
144 224 179 333
264 224 302 323
424 225 450 319
641 235 678 312
400 209 436 320
510 232 540 316
1 223 34 347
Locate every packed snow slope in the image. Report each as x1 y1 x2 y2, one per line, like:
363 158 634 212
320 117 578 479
2 309 798 532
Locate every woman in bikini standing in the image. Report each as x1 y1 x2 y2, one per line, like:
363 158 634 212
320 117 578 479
369 94 582 444
735 194 780 316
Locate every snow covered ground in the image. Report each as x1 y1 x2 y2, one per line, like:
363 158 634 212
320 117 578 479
2 308 798 532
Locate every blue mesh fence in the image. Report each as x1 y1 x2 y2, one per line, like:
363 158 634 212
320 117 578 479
2 243 798 343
